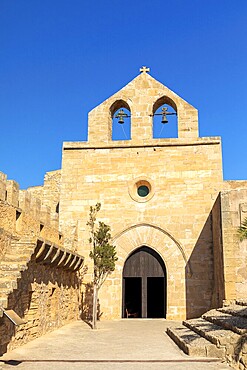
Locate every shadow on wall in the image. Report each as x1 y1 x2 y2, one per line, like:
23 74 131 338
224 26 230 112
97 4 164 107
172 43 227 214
0 255 80 356
185 208 225 319
80 281 102 327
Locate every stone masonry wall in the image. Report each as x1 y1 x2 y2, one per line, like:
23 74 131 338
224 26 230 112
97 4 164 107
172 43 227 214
220 188 247 301
59 72 224 321
0 258 80 354
0 170 82 355
60 139 223 320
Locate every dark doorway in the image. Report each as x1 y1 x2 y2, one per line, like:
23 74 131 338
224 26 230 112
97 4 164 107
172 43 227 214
147 277 165 318
122 246 166 318
123 277 142 318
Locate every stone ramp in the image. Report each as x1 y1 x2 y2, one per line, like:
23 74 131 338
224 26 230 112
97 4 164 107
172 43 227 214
167 300 247 369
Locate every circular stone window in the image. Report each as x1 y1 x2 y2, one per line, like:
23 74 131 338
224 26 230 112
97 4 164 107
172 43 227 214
128 177 155 203
137 185 149 197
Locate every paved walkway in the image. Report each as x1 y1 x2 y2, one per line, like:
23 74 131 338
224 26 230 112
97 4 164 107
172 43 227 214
0 320 230 370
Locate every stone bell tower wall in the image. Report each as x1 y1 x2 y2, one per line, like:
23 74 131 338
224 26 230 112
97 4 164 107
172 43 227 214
88 72 198 146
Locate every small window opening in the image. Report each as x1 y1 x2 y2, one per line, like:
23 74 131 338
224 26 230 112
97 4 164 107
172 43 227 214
16 210 21 221
16 210 22 232
112 107 131 141
153 104 177 138
5 191 7 201
40 223 44 232
137 185 150 197
59 233 62 240
56 202 59 214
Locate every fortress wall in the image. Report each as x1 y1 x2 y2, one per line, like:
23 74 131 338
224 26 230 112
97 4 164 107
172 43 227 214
0 170 62 247
1 261 80 354
0 170 82 355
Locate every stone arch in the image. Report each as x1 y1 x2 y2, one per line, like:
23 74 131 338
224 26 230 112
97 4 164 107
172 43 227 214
152 96 178 138
112 223 190 272
99 223 190 320
110 99 131 140
110 99 131 118
152 96 177 114
123 245 167 318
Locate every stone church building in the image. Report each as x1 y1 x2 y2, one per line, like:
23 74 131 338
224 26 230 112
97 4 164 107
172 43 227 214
1 68 247 353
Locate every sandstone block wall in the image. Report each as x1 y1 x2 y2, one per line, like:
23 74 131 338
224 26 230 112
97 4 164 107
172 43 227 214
0 259 80 354
220 188 247 301
60 139 223 320
0 171 83 355
59 72 225 321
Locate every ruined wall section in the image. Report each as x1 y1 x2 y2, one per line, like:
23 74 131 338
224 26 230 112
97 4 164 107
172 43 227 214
220 188 247 301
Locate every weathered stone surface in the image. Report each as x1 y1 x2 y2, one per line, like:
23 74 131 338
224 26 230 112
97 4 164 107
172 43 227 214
167 326 224 358
203 309 247 335
183 318 240 347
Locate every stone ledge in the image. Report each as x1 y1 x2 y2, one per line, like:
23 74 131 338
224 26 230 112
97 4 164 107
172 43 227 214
63 136 221 150
34 237 84 271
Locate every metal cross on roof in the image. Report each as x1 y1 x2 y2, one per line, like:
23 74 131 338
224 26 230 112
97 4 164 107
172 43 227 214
140 66 150 73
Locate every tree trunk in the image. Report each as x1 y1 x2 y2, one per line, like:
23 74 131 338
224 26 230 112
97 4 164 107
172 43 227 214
92 284 98 329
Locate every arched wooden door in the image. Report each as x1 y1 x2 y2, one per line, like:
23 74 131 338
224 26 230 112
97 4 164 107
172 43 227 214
122 246 167 318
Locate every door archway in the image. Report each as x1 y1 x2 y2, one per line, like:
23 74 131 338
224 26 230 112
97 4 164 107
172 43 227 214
122 246 166 318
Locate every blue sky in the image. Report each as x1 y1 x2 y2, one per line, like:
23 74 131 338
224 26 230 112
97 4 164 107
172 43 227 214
0 0 247 189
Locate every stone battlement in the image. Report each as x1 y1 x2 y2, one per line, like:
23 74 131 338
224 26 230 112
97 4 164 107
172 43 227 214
0 171 62 246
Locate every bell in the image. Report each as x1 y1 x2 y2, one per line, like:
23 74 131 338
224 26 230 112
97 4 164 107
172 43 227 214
115 109 125 124
161 113 168 124
161 107 168 124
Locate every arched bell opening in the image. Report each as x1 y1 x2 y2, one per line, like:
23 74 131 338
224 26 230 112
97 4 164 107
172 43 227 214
153 96 178 139
122 246 167 319
110 99 131 141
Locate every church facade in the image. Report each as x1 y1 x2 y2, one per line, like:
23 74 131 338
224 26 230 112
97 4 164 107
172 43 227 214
1 68 247 353
59 68 247 321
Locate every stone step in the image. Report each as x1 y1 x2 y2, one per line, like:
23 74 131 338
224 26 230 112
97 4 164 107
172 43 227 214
3 253 30 261
0 287 13 295
0 278 17 290
0 270 21 279
203 309 247 335
183 318 240 347
166 326 225 358
235 299 247 307
0 262 26 271
219 305 247 318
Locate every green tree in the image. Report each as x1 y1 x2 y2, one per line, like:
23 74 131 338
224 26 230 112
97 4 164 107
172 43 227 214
238 217 247 241
87 203 118 329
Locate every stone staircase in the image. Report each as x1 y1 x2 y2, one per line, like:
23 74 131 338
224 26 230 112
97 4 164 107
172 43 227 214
0 237 36 315
167 300 247 369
